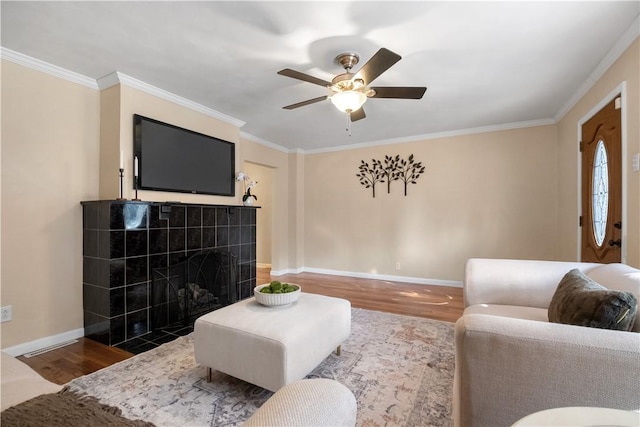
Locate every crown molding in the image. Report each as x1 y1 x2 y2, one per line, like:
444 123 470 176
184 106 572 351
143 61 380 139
98 71 246 128
0 47 99 89
554 17 639 122
303 118 556 154
240 131 291 153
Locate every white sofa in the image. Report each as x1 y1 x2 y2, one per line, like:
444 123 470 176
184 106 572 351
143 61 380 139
454 259 640 427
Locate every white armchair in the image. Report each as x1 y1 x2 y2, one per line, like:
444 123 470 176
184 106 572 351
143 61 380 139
453 259 640 427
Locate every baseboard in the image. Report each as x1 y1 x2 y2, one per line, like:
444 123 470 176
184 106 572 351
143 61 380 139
256 263 272 269
2 328 85 357
270 267 305 276
270 267 462 287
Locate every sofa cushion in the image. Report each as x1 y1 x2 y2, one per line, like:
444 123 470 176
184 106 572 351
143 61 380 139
586 263 640 332
548 269 637 331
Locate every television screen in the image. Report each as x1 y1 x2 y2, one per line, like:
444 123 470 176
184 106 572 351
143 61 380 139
133 114 235 196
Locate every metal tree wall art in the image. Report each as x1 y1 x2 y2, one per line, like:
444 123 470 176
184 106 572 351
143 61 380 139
356 159 385 198
356 154 425 197
396 154 426 196
382 154 400 194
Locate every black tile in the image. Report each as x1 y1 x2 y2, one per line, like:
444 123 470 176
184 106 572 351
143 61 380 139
229 226 241 245
217 227 229 247
110 287 125 317
83 284 109 317
228 245 240 260
149 229 168 255
241 208 256 225
240 226 252 244
109 204 125 230
126 283 148 312
216 208 229 226
126 230 148 257
109 315 126 345
228 207 241 225
169 205 186 228
187 228 202 250
84 311 110 345
116 337 157 355
169 229 186 252
240 263 251 282
99 230 124 259
203 208 217 226
126 309 148 340
123 204 148 230
109 260 126 288
187 206 202 227
148 205 168 229
84 230 99 257
83 257 98 285
83 203 99 229
169 252 187 267
202 227 216 248
148 254 168 272
240 244 254 263
126 256 148 285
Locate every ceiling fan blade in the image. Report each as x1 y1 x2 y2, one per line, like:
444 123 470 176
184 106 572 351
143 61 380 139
370 86 427 99
350 107 366 122
277 69 331 87
355 48 401 85
282 95 328 110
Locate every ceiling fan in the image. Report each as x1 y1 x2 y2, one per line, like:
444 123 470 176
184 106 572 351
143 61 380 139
277 48 427 134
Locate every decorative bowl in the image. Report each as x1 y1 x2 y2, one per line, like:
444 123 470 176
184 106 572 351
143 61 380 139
254 283 301 306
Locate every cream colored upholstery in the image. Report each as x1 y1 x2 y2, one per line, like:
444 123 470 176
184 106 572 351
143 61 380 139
454 258 640 427
1 351 63 411
243 378 357 427
194 293 351 392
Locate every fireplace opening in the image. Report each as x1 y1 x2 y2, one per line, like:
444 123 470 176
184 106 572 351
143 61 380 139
152 250 238 329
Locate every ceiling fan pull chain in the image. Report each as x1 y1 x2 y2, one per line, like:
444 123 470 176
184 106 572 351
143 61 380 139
346 111 352 136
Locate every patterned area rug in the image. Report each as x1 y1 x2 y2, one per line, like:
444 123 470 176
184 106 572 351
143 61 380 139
67 308 455 426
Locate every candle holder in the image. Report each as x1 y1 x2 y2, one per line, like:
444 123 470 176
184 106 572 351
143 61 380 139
133 175 141 201
117 168 126 200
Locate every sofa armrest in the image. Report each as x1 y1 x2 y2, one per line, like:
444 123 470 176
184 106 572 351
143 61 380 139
464 258 601 308
453 314 640 427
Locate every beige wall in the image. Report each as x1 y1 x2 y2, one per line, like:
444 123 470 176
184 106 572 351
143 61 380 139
1 60 100 348
303 126 559 282
557 38 640 267
244 161 274 265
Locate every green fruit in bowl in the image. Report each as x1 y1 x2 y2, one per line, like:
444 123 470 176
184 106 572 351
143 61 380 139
259 282 299 294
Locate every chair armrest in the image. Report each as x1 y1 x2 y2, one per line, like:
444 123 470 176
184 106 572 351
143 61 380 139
243 378 357 427
453 314 640 427
464 258 601 308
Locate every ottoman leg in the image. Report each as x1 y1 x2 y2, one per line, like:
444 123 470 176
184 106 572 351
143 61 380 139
206 367 212 383
336 345 341 356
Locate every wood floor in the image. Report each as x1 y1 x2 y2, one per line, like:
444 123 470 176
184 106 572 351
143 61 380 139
18 268 464 385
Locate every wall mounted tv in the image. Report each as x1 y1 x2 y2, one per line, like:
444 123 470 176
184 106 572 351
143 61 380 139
133 114 235 196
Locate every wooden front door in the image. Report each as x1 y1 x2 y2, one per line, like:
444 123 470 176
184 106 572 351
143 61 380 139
581 97 622 263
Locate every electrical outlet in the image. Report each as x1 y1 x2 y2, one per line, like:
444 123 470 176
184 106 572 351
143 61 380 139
1 305 12 323
395 262 401 270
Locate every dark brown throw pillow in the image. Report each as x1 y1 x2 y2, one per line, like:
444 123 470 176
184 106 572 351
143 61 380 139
548 269 638 331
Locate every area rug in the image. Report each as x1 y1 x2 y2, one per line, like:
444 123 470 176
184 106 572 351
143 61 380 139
67 308 455 426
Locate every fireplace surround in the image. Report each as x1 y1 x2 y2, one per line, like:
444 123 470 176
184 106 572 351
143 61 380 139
81 200 257 347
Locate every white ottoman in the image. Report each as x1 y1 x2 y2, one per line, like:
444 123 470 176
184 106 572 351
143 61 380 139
194 293 351 392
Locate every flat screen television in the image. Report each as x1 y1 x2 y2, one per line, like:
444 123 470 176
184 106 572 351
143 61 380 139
133 114 235 196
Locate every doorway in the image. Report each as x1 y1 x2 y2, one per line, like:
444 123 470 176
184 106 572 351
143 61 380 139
580 96 622 263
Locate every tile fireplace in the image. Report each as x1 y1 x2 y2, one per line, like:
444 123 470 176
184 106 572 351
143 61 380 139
81 200 257 348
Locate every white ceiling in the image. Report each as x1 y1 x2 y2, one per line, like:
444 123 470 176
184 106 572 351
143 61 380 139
1 1 638 152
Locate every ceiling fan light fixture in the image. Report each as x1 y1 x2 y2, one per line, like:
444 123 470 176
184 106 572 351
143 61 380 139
330 90 367 113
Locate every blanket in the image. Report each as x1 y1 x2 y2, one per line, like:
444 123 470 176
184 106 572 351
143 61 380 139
1 386 155 427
